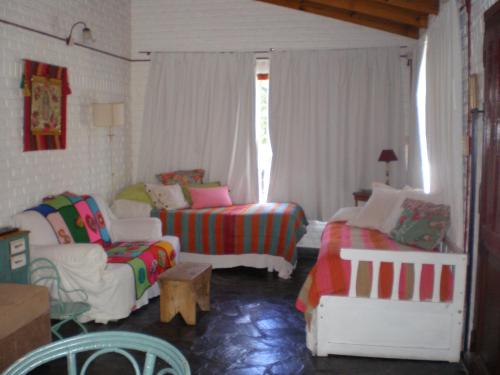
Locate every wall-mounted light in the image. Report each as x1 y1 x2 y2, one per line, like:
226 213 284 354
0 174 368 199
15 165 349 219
93 103 124 130
93 102 124 193
66 21 94 46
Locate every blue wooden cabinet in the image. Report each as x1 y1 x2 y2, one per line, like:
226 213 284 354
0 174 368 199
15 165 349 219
0 230 30 284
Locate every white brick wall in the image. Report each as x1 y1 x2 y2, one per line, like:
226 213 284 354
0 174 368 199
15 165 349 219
129 0 415 179
0 0 131 226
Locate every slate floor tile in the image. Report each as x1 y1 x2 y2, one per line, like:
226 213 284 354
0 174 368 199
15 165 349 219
30 250 467 375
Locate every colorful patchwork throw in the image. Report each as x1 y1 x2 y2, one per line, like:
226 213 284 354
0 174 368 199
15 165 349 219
296 222 453 319
152 203 307 265
106 241 176 299
29 193 111 246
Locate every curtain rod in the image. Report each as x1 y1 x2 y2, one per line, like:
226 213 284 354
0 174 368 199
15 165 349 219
139 46 409 58
0 18 148 62
138 49 274 56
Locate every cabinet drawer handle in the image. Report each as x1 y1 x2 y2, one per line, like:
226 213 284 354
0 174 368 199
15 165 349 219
10 254 26 270
10 239 26 255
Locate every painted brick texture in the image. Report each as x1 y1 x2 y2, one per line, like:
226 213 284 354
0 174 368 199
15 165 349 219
0 0 131 226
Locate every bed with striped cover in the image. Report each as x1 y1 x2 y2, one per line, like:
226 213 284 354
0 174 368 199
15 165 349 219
296 220 466 362
297 221 453 319
151 202 307 277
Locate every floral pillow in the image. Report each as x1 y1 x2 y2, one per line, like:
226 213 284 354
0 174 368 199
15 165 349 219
145 184 189 210
390 198 450 250
156 169 205 185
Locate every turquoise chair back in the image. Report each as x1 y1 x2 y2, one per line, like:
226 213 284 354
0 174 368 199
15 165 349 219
4 331 190 375
30 257 91 339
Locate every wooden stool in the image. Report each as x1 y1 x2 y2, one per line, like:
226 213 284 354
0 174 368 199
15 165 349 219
159 262 212 325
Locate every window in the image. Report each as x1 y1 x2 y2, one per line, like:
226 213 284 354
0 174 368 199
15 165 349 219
416 38 431 193
255 58 272 203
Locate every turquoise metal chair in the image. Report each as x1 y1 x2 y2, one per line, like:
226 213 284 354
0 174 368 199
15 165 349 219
30 257 91 339
3 331 191 375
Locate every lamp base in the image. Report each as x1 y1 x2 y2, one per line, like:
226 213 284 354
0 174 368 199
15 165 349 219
385 162 390 186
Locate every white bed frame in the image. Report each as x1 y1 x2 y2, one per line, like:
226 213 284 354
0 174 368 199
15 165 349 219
306 247 467 362
179 252 295 279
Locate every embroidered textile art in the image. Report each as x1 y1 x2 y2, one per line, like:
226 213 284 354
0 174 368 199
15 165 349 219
21 59 71 151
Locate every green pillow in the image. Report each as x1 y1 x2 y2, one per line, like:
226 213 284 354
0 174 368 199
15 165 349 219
115 183 153 206
390 198 450 250
182 182 221 206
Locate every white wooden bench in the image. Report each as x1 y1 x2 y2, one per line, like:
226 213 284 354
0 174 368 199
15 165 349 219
307 247 467 362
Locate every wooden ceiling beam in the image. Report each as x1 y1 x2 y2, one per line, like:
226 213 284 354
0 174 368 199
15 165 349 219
310 0 428 28
371 0 439 15
256 0 420 39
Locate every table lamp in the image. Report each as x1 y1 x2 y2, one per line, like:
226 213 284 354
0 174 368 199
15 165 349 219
378 149 398 185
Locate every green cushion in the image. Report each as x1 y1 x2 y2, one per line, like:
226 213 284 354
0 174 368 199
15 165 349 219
390 198 450 250
115 183 153 206
182 182 221 206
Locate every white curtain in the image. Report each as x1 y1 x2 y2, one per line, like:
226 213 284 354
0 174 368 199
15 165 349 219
407 41 426 189
137 52 259 204
425 0 464 248
267 48 405 221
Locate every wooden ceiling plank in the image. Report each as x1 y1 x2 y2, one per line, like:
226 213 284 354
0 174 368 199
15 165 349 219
256 0 419 39
370 0 439 15
309 0 428 28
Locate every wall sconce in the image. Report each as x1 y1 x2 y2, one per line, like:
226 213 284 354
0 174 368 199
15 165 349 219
93 103 124 193
66 21 94 46
378 149 398 186
93 103 124 131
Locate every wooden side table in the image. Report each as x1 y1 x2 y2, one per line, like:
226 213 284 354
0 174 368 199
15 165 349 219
352 190 372 206
0 230 30 284
159 262 212 325
0 283 51 372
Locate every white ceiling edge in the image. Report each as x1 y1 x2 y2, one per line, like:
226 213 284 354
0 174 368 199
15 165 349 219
131 0 417 59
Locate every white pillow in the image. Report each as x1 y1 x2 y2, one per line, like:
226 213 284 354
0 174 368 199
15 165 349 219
111 199 152 219
145 184 189 210
380 187 443 234
329 207 363 222
347 183 402 231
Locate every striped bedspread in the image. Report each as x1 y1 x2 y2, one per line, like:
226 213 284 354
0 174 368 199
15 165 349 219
296 222 453 317
152 203 307 264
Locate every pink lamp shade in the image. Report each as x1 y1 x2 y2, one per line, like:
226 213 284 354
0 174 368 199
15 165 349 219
378 149 398 163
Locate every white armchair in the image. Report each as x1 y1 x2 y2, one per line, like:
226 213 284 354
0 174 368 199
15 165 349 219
14 195 180 324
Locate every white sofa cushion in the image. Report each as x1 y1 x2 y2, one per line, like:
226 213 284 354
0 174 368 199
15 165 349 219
14 210 58 246
111 199 152 219
111 217 163 242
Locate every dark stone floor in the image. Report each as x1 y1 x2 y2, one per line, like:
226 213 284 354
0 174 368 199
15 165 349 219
32 249 467 375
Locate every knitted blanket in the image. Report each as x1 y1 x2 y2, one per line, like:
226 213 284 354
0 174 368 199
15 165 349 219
29 193 111 246
30 193 175 299
106 241 176 299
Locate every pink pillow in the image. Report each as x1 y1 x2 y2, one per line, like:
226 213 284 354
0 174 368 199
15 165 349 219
189 186 233 209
